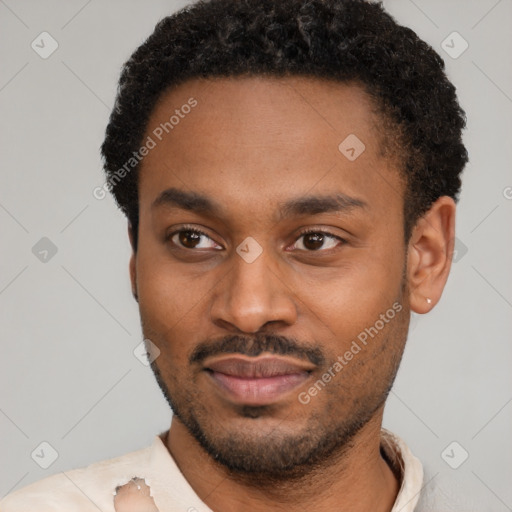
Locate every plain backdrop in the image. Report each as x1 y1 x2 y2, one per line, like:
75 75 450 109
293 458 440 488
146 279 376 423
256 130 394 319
1 0 511 508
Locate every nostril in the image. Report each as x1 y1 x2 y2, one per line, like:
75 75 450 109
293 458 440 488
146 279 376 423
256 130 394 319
113 477 159 512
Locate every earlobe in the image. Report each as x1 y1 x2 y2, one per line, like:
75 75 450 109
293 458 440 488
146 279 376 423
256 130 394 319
128 223 138 303
406 196 456 314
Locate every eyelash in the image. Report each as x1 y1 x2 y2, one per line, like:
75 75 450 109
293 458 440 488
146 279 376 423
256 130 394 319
166 225 217 246
292 228 346 251
166 225 346 252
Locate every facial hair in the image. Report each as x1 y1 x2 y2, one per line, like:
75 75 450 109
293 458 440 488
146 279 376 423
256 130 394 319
145 292 410 486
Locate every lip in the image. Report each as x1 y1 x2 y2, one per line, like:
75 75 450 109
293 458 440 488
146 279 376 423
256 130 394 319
203 355 315 406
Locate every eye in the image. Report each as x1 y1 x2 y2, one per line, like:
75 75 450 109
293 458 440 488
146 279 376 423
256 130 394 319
291 229 346 252
167 227 222 250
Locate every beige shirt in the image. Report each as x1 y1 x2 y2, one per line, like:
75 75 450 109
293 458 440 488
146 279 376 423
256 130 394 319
0 429 424 511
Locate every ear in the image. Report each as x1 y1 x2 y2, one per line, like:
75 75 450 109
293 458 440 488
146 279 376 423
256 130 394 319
128 222 138 303
406 196 456 314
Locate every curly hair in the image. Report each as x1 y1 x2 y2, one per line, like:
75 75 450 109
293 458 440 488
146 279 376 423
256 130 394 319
100 0 468 251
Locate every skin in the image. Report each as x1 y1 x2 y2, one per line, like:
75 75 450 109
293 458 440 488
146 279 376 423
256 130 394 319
113 478 158 512
121 76 455 512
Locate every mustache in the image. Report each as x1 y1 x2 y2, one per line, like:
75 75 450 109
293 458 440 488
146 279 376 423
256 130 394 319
189 333 325 367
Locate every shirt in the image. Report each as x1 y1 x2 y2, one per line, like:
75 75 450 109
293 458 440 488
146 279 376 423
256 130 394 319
0 428 424 511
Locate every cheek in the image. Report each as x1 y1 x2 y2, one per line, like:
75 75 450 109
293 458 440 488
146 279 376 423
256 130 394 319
296 247 405 340
136 251 197 328
135 253 218 367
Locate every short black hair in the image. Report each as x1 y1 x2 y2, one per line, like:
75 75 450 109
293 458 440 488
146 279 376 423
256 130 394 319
101 0 468 252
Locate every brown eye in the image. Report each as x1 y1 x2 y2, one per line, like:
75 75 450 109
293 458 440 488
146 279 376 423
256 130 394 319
168 228 221 251
292 230 345 252
178 230 201 248
303 232 325 251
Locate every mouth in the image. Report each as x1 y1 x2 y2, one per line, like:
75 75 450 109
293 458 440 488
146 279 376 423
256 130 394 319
203 355 315 406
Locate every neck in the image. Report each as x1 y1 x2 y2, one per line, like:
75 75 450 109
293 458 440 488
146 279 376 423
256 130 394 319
164 410 399 512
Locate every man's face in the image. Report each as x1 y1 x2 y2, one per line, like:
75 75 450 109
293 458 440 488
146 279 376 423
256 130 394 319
132 77 411 477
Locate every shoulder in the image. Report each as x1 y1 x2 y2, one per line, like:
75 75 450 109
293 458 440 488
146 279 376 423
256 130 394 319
414 467 497 512
0 443 153 512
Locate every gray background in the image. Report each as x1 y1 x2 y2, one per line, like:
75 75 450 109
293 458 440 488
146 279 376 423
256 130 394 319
1 0 511 509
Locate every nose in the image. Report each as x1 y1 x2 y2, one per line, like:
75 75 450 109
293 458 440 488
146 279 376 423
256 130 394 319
209 249 298 334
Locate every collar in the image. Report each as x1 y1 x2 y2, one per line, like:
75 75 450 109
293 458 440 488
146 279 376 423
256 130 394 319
382 429 424 512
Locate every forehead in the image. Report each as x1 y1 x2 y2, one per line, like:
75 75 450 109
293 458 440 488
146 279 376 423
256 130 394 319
138 76 404 221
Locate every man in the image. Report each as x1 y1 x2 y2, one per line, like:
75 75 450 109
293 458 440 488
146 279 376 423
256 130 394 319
0 0 468 510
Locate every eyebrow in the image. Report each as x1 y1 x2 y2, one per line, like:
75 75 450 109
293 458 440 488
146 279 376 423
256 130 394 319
152 187 223 216
278 193 367 219
152 187 367 219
